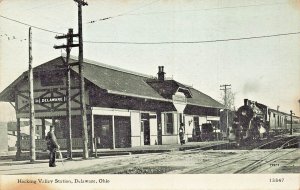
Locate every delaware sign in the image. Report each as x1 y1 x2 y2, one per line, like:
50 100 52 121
34 96 66 104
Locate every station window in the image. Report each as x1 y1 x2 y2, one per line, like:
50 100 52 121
165 113 174 134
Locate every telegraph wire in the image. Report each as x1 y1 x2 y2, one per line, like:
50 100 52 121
0 15 64 34
0 31 59 47
0 32 27 42
124 1 288 16
86 1 288 22
0 1 290 30
81 31 300 45
1 13 300 45
86 0 160 24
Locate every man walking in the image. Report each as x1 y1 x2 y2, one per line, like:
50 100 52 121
45 125 60 167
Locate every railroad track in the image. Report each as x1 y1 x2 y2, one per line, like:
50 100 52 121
182 136 299 174
234 149 297 173
182 151 250 174
256 136 298 149
184 142 233 152
235 137 299 173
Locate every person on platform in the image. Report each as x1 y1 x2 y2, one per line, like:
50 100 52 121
45 125 60 167
179 123 185 145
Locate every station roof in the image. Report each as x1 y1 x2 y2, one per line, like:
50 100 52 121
268 108 300 118
70 57 165 101
0 56 223 109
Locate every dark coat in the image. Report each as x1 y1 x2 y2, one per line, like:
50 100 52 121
45 131 59 151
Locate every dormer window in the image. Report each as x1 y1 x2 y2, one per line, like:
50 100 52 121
173 91 187 103
177 87 192 98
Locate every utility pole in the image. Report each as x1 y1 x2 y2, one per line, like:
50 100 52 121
54 28 79 159
220 84 231 139
277 105 280 128
74 0 89 159
28 27 36 162
290 110 295 135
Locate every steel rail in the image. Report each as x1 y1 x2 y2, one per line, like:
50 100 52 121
280 137 299 149
256 149 299 173
182 150 253 174
184 136 299 174
254 136 293 149
238 149 298 173
234 136 299 173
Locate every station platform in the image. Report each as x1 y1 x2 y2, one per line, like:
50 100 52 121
0 140 228 165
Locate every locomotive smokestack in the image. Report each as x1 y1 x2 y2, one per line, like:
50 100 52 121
244 99 248 106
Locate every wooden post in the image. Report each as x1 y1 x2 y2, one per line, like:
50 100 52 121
51 117 56 137
66 28 73 159
91 113 96 157
52 118 55 126
290 110 293 135
28 27 36 162
54 29 79 159
94 139 98 158
157 111 162 145
41 119 46 139
76 0 89 159
16 118 21 160
112 115 115 149
220 84 231 138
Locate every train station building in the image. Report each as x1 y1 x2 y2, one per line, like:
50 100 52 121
0 56 223 156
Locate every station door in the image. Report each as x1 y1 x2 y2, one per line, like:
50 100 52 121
115 116 131 148
94 115 113 149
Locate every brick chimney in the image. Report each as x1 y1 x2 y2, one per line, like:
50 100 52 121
157 66 165 81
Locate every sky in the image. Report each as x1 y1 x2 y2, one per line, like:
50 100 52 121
0 0 300 122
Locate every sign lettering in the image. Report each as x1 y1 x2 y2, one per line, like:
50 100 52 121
172 95 186 103
34 96 66 104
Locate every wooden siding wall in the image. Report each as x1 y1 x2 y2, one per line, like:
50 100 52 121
15 71 89 118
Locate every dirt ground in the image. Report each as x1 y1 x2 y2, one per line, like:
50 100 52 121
71 148 300 174
1 148 299 174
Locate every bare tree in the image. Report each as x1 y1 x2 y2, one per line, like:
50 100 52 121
221 90 236 111
219 90 236 137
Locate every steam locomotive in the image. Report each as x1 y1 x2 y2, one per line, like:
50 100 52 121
229 99 295 145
